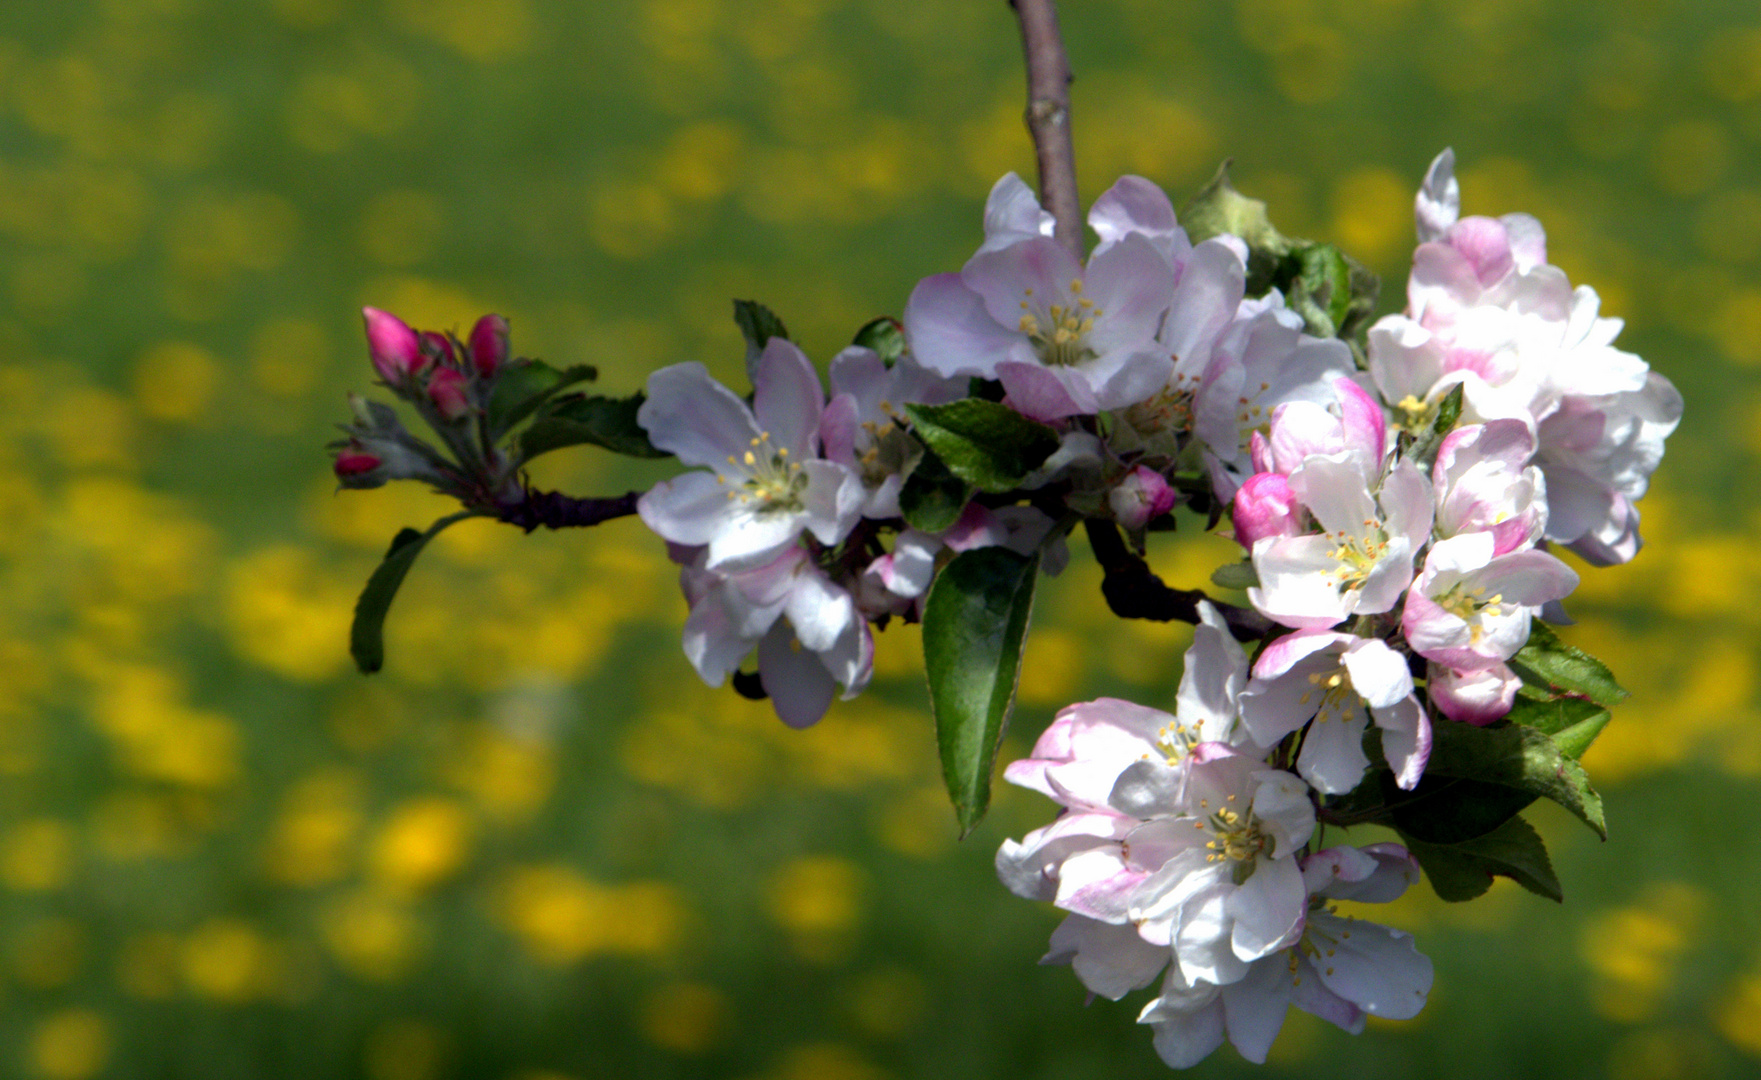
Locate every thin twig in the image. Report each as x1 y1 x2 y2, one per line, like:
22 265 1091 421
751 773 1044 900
1084 520 1274 643
1010 0 1082 258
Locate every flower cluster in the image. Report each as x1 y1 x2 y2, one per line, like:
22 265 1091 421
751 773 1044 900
330 147 1675 1073
636 337 1068 727
985 151 1675 1067
996 629 1433 1065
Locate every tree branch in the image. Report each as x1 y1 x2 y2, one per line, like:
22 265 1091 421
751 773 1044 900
496 489 642 532
1084 520 1274 643
1010 0 1082 258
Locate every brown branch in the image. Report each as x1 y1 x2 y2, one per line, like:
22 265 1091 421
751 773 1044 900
496 489 642 532
1084 520 1274 643
1010 0 1082 258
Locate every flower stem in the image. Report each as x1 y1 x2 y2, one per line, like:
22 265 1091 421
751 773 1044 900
1083 520 1274 642
1010 0 1082 258
495 489 642 532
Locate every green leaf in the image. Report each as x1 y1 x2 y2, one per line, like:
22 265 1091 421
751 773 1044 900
904 399 1061 493
518 392 670 462
1433 382 1465 437
852 317 905 363
485 360 597 440
350 512 474 675
1285 243 1352 338
1508 621 1629 708
734 299 789 380
1210 560 1259 591
1181 162 1292 296
1405 383 1466 463
1402 815 1562 903
1552 710 1613 760
924 547 1040 836
898 445 970 534
1421 719 1606 839
1505 694 1607 741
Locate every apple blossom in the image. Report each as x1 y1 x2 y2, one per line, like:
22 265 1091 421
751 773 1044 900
818 345 963 519
1402 532 1579 671
673 543 872 729
1238 631 1431 792
1432 419 1547 553
1136 844 1432 1068
1247 458 1432 630
637 338 863 572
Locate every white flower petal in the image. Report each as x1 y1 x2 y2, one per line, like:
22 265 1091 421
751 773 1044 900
758 622 836 728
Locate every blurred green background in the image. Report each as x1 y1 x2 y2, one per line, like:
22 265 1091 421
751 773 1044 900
0 0 1755 1077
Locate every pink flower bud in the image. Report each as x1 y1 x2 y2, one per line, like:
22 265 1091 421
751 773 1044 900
469 313 510 378
427 368 471 421
1428 663 1520 726
420 331 457 368
362 307 425 384
334 450 382 478
1232 471 1299 548
1108 465 1177 531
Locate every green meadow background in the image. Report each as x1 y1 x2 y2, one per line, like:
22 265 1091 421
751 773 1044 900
0 0 1756 1077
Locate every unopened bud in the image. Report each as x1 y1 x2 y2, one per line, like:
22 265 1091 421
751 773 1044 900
1109 465 1177 531
1428 663 1520 726
427 367 472 422
363 307 426 384
469 313 510 378
334 450 383 478
1233 471 1299 548
420 330 457 368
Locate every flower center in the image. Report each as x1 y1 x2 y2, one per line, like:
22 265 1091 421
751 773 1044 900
1233 380 1276 442
723 431 808 513
856 402 916 489
1017 280 1102 367
1394 394 1435 434
1433 582 1505 643
1300 665 1357 724
1326 525 1389 593
1122 372 1199 437
1153 716 1202 764
1195 797 1268 883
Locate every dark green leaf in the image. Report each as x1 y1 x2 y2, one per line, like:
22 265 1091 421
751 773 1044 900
1422 719 1606 839
924 547 1040 836
851 317 905 363
350 513 473 675
967 377 1006 402
898 445 970 533
904 399 1061 493
734 299 789 381
1384 772 1536 845
1402 815 1562 903
518 392 670 461
1508 621 1629 708
1210 561 1259 591
486 360 597 440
